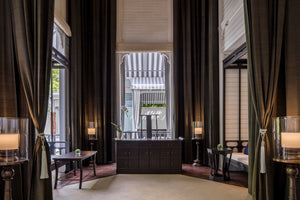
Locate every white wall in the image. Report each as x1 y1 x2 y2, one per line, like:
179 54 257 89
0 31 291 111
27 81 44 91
54 0 71 36
221 0 246 56
117 0 173 52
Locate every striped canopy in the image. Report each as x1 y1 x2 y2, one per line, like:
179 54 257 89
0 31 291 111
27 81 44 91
131 77 165 89
125 52 165 78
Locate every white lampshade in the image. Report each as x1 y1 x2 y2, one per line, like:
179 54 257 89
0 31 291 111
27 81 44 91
281 132 300 148
193 121 203 139
88 128 96 135
0 117 29 162
273 116 300 163
195 128 203 135
0 133 20 150
87 122 97 140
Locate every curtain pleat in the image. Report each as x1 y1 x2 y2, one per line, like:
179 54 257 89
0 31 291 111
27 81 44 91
244 0 287 199
0 1 34 200
174 0 219 163
70 0 116 164
11 0 54 200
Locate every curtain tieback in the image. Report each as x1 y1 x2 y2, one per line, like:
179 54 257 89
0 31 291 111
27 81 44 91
260 129 267 174
38 132 49 179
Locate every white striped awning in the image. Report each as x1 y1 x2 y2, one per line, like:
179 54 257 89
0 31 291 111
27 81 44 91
131 77 165 89
125 52 165 78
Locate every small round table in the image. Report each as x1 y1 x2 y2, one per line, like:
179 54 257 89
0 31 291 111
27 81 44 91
0 159 28 200
207 148 232 181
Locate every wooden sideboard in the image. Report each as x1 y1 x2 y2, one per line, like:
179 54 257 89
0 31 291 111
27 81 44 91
115 139 182 174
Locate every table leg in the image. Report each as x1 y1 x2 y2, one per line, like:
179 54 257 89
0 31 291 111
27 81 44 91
74 161 77 176
214 154 219 176
222 155 227 180
223 154 231 180
54 161 58 189
93 155 96 176
79 160 83 189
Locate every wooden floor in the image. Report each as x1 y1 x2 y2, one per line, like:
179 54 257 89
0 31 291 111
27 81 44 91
56 163 248 188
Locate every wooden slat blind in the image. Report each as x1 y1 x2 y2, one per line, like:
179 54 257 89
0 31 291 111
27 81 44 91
225 69 239 141
225 68 248 144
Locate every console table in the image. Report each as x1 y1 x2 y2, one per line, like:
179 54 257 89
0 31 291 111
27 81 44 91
115 139 182 174
207 148 232 181
53 151 97 189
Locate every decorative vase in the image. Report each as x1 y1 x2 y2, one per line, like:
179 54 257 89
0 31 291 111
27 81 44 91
117 131 122 140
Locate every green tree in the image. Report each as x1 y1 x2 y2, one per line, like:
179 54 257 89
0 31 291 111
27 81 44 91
52 69 60 92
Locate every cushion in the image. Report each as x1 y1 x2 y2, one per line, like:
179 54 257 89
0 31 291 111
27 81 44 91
244 144 248 155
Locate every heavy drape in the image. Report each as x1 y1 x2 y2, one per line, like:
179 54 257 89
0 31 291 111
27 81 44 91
173 0 219 163
244 0 287 199
11 0 54 200
70 0 116 164
0 1 33 199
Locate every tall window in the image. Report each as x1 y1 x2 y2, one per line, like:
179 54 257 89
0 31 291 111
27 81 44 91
44 24 70 155
224 65 248 152
121 52 172 139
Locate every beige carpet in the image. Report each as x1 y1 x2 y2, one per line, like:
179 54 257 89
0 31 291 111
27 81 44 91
53 174 250 200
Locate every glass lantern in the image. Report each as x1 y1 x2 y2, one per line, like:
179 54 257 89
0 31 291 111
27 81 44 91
193 121 203 139
0 117 28 163
273 116 300 163
88 122 97 140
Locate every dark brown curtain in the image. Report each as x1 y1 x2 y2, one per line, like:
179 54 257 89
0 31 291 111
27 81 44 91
69 0 116 164
11 0 54 200
244 0 287 199
0 1 33 199
173 0 219 163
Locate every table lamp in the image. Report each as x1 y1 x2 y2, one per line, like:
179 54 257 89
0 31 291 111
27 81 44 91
193 121 203 139
273 116 300 200
0 133 20 162
88 122 97 150
192 121 204 166
0 117 28 200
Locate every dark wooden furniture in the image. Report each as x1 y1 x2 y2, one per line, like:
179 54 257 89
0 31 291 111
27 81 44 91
207 148 232 181
115 139 182 174
53 151 97 189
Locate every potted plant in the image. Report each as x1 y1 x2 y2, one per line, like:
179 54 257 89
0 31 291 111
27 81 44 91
111 105 128 140
111 122 122 139
75 148 81 156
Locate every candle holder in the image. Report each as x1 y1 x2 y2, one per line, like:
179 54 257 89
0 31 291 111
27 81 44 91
193 121 203 139
87 122 97 151
273 116 300 200
0 117 28 200
192 121 203 166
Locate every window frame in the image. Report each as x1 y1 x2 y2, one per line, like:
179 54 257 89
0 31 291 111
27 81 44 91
223 43 248 152
47 47 70 155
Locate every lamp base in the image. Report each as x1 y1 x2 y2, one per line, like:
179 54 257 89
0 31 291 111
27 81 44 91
193 159 201 166
1 167 15 200
192 140 201 166
286 164 298 200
